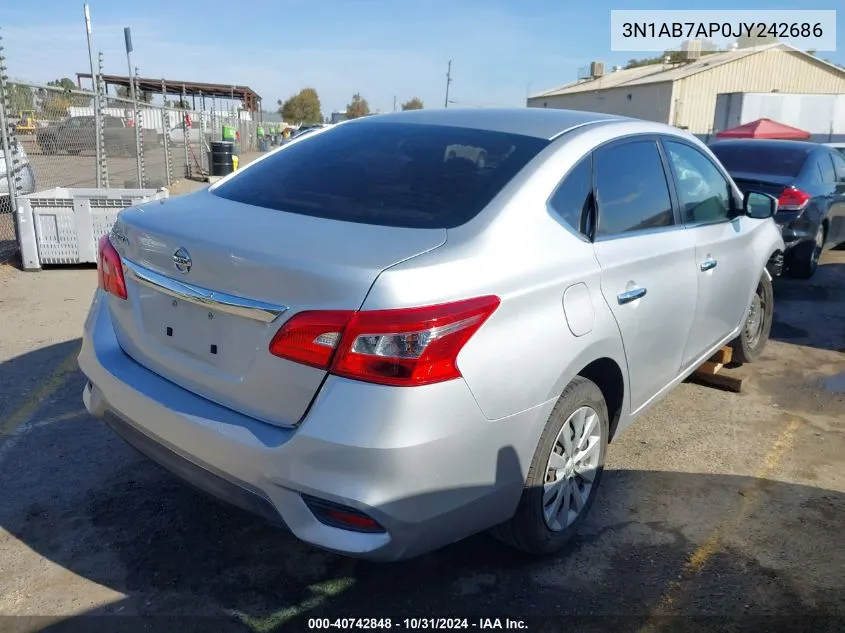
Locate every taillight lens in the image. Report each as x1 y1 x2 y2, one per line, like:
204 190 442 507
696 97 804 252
269 310 352 369
97 235 127 300
777 187 811 211
269 296 500 387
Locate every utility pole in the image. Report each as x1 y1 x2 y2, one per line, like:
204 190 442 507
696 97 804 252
444 60 452 108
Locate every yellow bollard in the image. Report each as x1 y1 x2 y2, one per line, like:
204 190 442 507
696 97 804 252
232 155 239 171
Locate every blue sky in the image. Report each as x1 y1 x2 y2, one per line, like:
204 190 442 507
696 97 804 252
1 0 842 115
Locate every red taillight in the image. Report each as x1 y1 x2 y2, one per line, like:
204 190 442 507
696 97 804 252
777 187 811 211
97 235 127 300
268 295 500 387
269 310 353 369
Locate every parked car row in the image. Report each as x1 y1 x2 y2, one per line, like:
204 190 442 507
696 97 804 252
35 115 160 157
81 108 785 563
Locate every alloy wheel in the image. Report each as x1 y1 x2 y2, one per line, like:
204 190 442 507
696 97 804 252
543 406 603 531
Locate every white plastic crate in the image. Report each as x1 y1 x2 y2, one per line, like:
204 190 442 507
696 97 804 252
17 187 169 270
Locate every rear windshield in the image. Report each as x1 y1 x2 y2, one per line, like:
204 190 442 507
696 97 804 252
709 143 810 178
211 121 550 229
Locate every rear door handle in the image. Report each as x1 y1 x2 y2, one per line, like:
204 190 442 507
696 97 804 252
700 258 718 272
617 287 647 305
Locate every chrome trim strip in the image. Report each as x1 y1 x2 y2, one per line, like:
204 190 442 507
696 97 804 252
122 259 288 324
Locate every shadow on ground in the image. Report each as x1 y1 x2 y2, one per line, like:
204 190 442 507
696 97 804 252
0 331 843 632
2 434 844 632
771 258 845 354
0 250 843 633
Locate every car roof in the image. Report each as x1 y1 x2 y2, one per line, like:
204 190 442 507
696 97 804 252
343 108 632 140
709 138 822 152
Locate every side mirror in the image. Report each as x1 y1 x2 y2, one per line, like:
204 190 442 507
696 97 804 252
744 190 778 219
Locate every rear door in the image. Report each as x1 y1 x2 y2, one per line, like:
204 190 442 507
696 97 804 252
590 137 698 413
826 151 845 246
661 138 759 367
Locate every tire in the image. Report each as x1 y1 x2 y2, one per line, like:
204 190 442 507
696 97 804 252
787 223 825 280
490 376 609 555
729 272 773 364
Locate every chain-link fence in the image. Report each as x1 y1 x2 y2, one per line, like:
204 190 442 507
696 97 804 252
0 76 263 263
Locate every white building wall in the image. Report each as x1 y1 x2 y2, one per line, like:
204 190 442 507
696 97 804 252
527 82 674 124
673 50 845 134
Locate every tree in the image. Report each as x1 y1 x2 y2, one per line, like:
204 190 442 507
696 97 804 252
736 32 778 49
278 88 322 124
346 93 370 119
7 84 35 115
807 49 817 57
623 48 720 69
39 77 91 117
113 85 153 104
401 97 424 110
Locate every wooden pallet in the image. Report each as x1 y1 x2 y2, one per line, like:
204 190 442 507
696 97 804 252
690 346 747 393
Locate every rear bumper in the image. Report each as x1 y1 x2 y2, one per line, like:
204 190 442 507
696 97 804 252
78 291 552 561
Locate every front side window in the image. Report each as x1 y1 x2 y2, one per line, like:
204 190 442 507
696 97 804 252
212 121 550 229
594 140 674 238
664 141 733 224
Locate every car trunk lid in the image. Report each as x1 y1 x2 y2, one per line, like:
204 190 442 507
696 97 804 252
107 188 447 427
730 172 793 198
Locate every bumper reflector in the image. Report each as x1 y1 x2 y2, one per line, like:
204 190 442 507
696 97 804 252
302 495 385 533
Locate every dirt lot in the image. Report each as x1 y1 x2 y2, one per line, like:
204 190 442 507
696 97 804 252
0 244 843 632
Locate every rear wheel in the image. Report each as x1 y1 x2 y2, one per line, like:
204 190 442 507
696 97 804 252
788 223 825 279
490 376 608 555
729 272 773 364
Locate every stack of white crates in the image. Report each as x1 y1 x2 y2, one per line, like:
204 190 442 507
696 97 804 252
16 187 169 271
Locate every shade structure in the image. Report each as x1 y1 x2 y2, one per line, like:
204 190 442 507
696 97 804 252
715 118 811 140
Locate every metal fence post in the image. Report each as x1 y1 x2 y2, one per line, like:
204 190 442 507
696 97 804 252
0 30 21 245
198 90 207 173
211 96 217 142
182 85 190 179
85 6 103 188
134 67 146 187
96 51 109 188
161 79 172 186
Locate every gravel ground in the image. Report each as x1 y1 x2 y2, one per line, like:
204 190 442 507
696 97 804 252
0 247 843 633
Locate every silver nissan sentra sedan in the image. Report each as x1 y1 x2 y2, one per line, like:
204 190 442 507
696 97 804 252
79 108 785 561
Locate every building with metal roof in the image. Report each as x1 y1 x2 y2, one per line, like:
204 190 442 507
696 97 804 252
75 73 262 113
527 43 845 136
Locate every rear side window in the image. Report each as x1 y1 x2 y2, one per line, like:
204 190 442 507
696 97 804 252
710 144 810 177
211 121 550 229
594 140 674 238
831 152 845 182
816 155 836 183
548 157 592 236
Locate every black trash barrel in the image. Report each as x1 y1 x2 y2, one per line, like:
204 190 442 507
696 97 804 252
210 141 235 177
